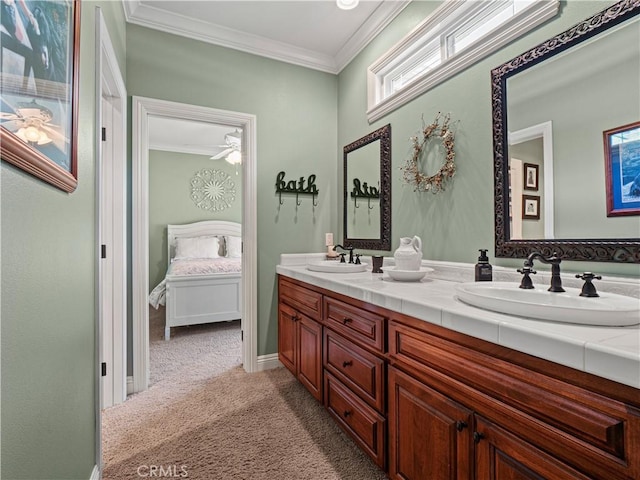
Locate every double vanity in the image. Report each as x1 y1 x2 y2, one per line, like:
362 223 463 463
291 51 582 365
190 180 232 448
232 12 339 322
277 254 640 480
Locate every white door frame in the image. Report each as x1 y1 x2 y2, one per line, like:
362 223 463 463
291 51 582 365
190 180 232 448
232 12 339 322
132 96 258 392
95 5 127 474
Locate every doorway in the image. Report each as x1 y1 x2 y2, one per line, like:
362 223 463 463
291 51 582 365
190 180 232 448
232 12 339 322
131 96 258 393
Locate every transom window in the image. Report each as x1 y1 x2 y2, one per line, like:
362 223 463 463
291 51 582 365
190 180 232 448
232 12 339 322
367 0 559 123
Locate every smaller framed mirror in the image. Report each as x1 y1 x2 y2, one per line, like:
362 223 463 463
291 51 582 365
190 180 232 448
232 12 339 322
343 124 391 251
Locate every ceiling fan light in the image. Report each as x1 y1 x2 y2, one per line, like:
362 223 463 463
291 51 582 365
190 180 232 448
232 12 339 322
36 131 52 145
337 0 358 10
226 150 242 165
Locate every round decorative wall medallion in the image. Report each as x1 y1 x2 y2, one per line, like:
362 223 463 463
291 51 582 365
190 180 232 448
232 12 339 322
190 169 236 211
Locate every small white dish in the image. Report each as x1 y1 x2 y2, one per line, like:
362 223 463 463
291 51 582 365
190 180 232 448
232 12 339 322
387 267 434 282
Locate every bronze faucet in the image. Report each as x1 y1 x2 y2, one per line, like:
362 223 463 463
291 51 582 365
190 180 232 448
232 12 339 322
523 252 565 292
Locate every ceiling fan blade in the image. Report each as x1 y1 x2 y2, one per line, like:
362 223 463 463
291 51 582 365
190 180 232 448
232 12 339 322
211 148 233 160
0 112 20 120
41 124 68 142
1 120 21 131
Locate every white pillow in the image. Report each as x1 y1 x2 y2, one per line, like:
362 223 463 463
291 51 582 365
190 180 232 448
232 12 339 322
174 236 220 260
225 235 242 258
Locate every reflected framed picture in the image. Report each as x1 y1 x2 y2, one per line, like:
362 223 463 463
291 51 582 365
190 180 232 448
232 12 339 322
604 121 640 216
522 194 540 220
523 163 538 191
0 0 80 193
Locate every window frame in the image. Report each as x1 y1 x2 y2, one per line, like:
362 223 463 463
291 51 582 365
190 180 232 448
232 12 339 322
366 0 559 123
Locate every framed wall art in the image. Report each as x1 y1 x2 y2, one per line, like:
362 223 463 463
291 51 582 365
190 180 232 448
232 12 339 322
0 0 81 193
523 162 538 191
522 194 540 220
604 121 640 216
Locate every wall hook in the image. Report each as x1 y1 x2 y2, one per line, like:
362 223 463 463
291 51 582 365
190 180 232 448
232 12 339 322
275 171 320 207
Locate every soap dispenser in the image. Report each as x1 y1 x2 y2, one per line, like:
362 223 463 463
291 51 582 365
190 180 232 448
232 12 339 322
475 249 493 282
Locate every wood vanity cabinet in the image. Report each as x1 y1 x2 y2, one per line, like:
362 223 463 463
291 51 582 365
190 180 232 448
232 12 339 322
278 275 640 480
278 278 323 401
323 295 388 469
388 312 640 480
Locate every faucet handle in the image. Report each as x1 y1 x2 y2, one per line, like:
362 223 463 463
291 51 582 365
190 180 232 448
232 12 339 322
354 254 362 265
575 272 602 298
339 253 346 263
517 266 536 289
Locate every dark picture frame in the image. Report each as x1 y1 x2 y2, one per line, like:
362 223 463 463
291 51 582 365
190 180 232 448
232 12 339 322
0 0 81 193
604 120 640 217
522 195 540 220
523 163 538 191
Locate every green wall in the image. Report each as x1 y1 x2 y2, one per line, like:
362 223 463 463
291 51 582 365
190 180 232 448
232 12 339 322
126 24 338 356
338 0 640 277
1 2 126 479
148 150 243 290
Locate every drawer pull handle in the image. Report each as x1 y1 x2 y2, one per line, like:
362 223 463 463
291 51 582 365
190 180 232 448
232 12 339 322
342 317 352 325
473 432 485 443
342 360 353 368
455 421 468 432
292 314 299 322
343 410 352 418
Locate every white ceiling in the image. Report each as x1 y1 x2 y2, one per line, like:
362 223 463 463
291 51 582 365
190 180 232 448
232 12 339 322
123 0 410 74
129 0 410 155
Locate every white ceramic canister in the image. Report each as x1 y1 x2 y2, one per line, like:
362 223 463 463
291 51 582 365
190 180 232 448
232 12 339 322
394 236 422 271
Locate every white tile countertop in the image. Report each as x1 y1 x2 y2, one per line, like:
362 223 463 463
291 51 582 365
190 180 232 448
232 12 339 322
277 254 640 390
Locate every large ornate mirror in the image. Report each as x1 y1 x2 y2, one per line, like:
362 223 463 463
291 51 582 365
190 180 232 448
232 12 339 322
343 124 391 250
492 0 640 262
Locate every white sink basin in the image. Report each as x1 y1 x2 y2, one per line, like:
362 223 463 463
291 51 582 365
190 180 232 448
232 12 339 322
307 260 368 273
455 282 640 326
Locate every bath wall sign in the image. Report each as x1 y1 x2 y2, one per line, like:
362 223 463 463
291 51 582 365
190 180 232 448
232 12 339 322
275 171 319 206
350 178 379 209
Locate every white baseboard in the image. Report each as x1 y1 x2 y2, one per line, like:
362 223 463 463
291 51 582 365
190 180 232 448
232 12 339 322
90 465 100 480
256 353 282 371
127 376 134 395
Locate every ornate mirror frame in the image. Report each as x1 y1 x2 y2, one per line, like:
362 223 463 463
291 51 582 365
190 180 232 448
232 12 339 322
343 124 392 251
491 0 640 263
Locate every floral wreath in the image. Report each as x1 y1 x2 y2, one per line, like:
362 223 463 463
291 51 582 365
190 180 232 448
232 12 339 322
401 112 457 193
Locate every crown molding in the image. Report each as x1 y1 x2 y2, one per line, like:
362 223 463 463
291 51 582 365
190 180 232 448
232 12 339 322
123 0 408 74
334 1 410 71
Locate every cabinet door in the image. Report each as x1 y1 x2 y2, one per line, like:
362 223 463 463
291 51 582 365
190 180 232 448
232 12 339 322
474 416 591 480
389 366 473 480
298 314 323 401
278 303 297 376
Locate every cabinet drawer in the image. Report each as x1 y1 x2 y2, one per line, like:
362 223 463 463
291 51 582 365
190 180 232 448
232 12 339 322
324 329 385 412
324 297 385 353
324 372 386 469
279 277 322 321
389 319 636 480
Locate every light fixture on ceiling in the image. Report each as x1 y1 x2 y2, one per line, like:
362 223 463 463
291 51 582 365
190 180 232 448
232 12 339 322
210 129 242 173
337 0 359 10
225 149 241 166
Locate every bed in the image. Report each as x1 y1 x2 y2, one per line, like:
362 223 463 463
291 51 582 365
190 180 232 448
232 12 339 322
150 220 242 340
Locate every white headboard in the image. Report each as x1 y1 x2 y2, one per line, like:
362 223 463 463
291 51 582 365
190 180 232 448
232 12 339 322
167 221 242 266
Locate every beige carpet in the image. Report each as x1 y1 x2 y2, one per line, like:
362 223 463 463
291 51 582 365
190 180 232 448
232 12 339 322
148 306 242 386
102 308 388 480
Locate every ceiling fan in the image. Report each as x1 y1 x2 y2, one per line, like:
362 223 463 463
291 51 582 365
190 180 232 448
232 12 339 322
0 99 68 147
210 129 242 162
